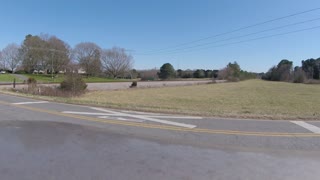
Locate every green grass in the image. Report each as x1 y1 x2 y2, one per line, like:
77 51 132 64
68 79 320 120
0 74 22 83
24 74 133 83
25 74 65 83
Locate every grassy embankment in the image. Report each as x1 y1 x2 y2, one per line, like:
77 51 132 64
68 79 320 120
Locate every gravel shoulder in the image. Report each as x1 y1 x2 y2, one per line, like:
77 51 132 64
0 80 215 90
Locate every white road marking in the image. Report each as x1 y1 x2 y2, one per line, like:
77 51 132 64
291 121 320 134
98 116 110 119
63 111 112 116
63 111 148 118
12 101 48 105
146 115 202 119
98 116 145 123
121 110 161 115
90 107 197 129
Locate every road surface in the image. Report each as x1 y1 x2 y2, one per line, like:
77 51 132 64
0 93 320 180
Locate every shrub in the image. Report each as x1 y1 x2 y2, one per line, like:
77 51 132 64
305 79 320 84
60 72 87 95
27 77 37 84
27 77 37 92
130 81 138 88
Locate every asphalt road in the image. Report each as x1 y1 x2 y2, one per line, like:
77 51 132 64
0 93 320 180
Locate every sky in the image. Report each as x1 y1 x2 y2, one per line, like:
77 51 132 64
1 0 320 72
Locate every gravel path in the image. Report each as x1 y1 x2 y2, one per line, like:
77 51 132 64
0 80 218 91
86 80 214 90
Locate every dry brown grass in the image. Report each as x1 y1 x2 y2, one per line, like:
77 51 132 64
67 79 320 120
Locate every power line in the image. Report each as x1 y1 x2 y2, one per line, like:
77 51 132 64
148 25 320 55
142 7 320 54
143 17 320 55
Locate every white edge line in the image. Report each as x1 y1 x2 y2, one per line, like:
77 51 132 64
62 111 111 116
12 101 48 105
146 116 202 119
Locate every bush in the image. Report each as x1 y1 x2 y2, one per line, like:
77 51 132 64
305 79 320 84
60 73 87 95
26 77 37 92
15 70 28 74
27 77 37 84
130 81 138 88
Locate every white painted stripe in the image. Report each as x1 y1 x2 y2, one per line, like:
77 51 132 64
98 116 109 119
12 101 48 105
63 111 147 118
91 107 197 129
63 111 111 116
146 115 202 119
291 121 320 134
121 110 161 115
98 116 145 123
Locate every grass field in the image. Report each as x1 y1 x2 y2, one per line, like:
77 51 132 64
66 79 320 120
0 74 22 83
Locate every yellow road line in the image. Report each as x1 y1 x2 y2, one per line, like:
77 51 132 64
1 100 320 137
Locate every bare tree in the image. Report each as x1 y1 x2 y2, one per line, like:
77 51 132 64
47 36 71 72
20 34 48 73
100 47 133 78
1 43 21 73
20 34 71 74
73 42 102 76
0 50 4 69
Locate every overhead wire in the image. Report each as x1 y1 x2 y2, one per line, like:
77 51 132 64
140 7 320 54
141 17 320 55
156 25 320 55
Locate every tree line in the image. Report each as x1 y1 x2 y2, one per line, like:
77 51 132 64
262 58 320 83
139 62 257 81
0 34 133 78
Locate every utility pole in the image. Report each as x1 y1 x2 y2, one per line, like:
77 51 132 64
51 51 54 80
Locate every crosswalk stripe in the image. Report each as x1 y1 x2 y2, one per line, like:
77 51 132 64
291 121 320 134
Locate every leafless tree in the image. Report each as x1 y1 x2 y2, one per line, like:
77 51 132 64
20 34 71 73
20 34 48 73
73 42 102 76
138 69 159 80
0 50 4 69
1 43 21 72
100 47 133 78
47 36 71 72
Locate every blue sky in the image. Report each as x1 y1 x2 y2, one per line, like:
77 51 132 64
1 0 320 72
